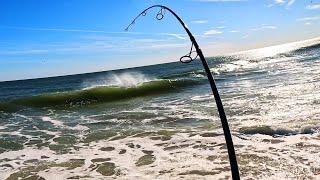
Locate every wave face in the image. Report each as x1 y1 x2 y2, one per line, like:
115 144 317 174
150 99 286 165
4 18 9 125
6 79 199 108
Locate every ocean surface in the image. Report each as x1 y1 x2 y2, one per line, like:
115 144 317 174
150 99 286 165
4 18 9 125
0 38 320 179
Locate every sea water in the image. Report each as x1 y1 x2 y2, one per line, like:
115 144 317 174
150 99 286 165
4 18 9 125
0 38 319 179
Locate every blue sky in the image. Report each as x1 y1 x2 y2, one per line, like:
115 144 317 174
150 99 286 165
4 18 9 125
0 0 319 81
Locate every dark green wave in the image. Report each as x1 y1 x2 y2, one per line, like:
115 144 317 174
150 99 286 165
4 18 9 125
0 79 199 111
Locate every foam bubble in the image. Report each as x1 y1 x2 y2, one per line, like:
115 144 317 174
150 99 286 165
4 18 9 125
41 116 64 127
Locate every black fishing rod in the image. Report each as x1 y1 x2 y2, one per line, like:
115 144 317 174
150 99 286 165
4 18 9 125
125 5 240 180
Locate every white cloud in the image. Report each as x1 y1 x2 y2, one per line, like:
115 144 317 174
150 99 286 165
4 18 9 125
297 16 320 26
287 0 295 6
274 0 285 4
306 4 320 10
216 26 226 29
251 25 277 31
229 30 240 33
297 16 320 22
191 20 208 24
242 34 249 38
0 26 106 33
0 25 192 41
0 32 191 56
263 25 277 29
194 0 247 2
268 0 295 8
164 33 187 40
204 29 223 35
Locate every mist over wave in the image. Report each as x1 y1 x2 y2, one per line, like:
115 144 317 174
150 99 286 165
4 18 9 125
82 72 154 89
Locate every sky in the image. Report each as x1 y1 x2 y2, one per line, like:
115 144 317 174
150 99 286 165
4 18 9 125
0 0 319 81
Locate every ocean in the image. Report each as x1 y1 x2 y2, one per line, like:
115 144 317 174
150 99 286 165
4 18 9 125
0 38 319 179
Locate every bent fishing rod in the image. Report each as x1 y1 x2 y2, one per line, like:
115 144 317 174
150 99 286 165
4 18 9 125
125 5 240 180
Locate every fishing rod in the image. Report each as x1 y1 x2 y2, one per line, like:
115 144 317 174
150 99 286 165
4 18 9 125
125 5 240 180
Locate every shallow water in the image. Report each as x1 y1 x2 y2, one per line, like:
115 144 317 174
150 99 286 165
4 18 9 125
0 38 320 179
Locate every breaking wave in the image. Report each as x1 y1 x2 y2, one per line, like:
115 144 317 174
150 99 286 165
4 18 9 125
0 79 199 110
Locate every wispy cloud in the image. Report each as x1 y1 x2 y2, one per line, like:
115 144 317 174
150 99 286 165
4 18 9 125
0 26 106 33
194 0 247 2
268 0 295 8
0 42 115 55
229 30 240 33
287 0 295 6
242 34 249 39
274 0 285 5
297 16 320 22
0 34 189 56
0 25 191 41
297 16 320 26
0 49 50 55
306 3 320 10
216 26 225 29
191 20 208 24
204 29 223 35
164 33 187 40
251 25 277 31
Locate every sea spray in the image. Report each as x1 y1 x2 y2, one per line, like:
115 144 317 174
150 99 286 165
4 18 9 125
82 72 154 89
